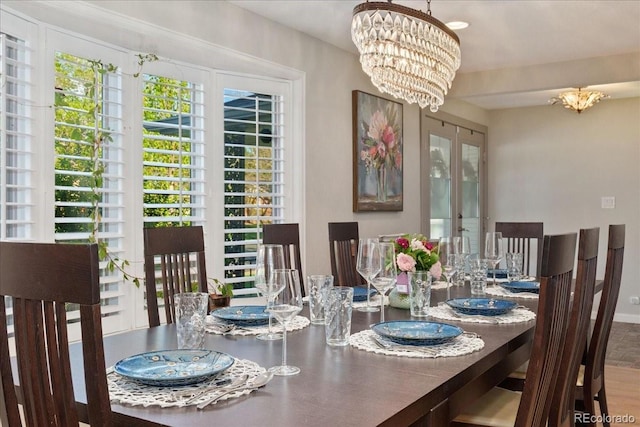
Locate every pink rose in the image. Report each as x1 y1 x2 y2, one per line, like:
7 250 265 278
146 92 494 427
429 261 442 280
396 253 416 272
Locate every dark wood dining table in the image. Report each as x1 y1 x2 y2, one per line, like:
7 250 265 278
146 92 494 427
63 285 542 427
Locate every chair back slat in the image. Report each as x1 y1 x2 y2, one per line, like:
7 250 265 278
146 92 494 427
328 222 365 286
516 232 576 427
496 222 544 276
0 242 112 426
549 227 599 427
144 226 208 327
577 224 625 421
263 223 306 297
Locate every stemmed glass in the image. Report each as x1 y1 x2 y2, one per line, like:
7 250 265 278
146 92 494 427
370 242 397 323
438 237 458 300
485 232 505 286
356 238 381 312
268 269 303 376
255 244 286 341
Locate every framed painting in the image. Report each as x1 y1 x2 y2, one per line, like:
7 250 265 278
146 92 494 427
352 90 403 212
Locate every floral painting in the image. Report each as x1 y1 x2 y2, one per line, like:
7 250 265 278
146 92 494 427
352 90 403 212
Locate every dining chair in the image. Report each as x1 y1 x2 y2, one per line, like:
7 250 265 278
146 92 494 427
328 222 365 286
574 224 625 427
549 227 600 427
144 225 208 327
263 223 306 297
0 242 112 426
451 232 577 427
495 221 544 277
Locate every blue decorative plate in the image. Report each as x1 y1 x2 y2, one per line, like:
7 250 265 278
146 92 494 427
352 286 377 302
487 269 508 279
446 298 517 316
113 349 234 386
501 281 540 294
372 320 463 346
211 305 270 326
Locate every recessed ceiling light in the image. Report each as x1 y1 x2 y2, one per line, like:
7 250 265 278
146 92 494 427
446 21 469 30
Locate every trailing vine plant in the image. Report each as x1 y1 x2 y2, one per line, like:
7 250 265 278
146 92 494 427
84 54 158 287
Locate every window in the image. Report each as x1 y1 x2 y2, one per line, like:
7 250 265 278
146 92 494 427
223 88 285 296
1 29 33 339
53 51 126 326
142 73 206 227
0 32 33 240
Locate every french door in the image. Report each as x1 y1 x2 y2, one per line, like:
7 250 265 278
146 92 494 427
420 115 486 255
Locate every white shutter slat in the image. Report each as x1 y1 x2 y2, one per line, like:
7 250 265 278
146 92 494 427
1 32 33 241
223 88 285 295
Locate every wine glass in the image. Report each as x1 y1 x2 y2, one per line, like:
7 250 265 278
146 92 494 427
485 232 505 285
370 242 397 323
356 238 381 312
268 269 303 376
438 237 458 300
255 244 286 341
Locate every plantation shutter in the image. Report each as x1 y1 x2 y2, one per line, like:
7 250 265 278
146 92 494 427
53 50 126 334
0 32 33 240
223 88 285 295
142 73 206 227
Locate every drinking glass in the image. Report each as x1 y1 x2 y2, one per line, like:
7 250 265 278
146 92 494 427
370 242 397 323
506 252 523 282
453 235 472 284
268 269 303 376
438 237 458 300
485 232 505 285
255 244 286 341
356 238 381 312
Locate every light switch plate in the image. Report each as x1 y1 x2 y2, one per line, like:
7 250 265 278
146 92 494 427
601 197 615 209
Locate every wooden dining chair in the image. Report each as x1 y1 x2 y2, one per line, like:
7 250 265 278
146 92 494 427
451 232 577 427
328 222 365 287
144 225 208 327
574 224 625 427
549 227 600 427
495 221 544 277
0 242 112 426
263 223 306 297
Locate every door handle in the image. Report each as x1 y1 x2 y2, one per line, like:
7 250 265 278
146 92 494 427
458 227 468 232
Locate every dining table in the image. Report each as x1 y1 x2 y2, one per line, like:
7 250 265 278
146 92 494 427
56 282 552 427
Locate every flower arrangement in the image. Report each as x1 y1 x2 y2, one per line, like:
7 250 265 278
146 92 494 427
394 234 442 279
359 108 402 173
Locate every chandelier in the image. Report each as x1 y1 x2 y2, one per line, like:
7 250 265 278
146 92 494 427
351 0 461 112
549 87 609 114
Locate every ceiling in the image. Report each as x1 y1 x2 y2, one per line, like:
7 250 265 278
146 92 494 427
228 0 640 110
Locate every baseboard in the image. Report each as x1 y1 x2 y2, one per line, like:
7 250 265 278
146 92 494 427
612 312 640 324
590 310 640 324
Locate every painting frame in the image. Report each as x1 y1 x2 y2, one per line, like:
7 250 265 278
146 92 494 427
352 90 403 212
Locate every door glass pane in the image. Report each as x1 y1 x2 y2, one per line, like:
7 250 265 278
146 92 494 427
461 143 480 254
430 134 451 239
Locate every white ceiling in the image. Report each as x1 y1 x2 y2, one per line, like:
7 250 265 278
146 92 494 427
228 0 640 109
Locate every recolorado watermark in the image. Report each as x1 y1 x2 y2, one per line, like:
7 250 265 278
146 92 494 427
575 412 636 424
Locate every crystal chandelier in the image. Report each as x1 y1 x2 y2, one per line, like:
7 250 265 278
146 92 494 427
549 87 609 114
351 0 461 112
